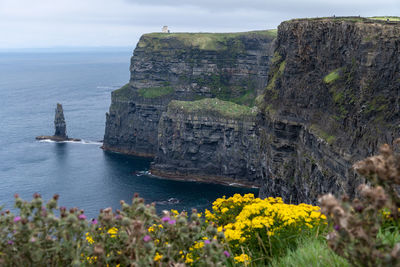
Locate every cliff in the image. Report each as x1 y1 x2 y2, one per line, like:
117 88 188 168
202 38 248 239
258 17 400 203
152 98 260 187
103 30 276 156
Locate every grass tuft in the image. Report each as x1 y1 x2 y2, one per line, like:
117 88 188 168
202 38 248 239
113 83 133 101
323 69 341 84
269 237 350 267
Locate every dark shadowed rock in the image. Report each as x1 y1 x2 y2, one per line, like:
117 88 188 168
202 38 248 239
258 17 400 204
36 103 81 142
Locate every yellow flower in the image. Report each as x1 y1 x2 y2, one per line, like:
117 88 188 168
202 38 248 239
185 253 193 264
85 232 94 244
107 227 118 238
154 252 163 261
171 209 179 216
234 253 250 263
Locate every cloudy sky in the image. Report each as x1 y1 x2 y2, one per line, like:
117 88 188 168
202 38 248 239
0 0 399 49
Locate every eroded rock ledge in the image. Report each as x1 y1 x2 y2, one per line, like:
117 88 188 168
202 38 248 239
152 99 261 186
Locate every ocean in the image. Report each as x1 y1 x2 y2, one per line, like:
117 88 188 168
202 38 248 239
0 50 257 219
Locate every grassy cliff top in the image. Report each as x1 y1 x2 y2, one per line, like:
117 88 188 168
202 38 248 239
286 16 400 24
167 98 258 120
137 30 277 51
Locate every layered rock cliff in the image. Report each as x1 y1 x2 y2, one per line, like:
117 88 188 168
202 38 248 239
152 98 260 186
103 31 276 157
258 17 400 203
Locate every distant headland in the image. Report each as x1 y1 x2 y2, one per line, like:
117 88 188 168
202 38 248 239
36 103 81 142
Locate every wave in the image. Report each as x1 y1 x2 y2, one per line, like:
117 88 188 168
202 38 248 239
38 139 103 145
133 170 150 176
155 198 180 205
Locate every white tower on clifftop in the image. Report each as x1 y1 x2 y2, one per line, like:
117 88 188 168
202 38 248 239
162 26 170 33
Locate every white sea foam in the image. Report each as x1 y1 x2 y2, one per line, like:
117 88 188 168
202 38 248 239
38 139 102 145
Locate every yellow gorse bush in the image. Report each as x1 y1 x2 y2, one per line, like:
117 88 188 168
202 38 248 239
206 193 327 261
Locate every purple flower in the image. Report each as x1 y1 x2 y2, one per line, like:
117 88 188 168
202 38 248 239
91 219 98 225
223 251 230 258
13 216 21 223
168 219 176 225
7 240 14 245
143 235 151 242
115 215 122 220
162 216 170 223
78 214 87 220
30 237 36 243
334 224 340 231
204 240 211 244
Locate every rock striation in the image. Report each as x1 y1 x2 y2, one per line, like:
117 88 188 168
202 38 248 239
103 31 276 157
258 17 400 203
152 98 261 187
103 17 400 202
36 103 81 142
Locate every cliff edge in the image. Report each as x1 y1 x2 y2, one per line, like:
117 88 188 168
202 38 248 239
258 17 400 203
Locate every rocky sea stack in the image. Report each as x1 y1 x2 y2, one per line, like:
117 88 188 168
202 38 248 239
36 103 81 142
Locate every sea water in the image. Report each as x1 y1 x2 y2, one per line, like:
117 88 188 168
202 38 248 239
0 50 257 218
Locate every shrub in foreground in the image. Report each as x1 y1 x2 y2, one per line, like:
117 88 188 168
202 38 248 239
320 140 400 266
205 194 327 264
0 194 229 266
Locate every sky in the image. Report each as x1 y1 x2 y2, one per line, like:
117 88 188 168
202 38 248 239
0 0 399 49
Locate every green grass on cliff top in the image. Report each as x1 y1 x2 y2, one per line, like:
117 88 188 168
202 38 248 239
113 83 133 101
139 30 277 51
168 98 257 120
369 16 400 21
288 16 400 23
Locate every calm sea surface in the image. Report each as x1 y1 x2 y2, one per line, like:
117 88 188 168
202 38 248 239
0 51 257 218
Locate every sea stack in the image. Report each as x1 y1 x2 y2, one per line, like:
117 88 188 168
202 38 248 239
36 103 81 142
54 103 67 138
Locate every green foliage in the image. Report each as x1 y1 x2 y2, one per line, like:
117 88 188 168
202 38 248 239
310 124 336 145
269 237 350 267
0 194 230 266
229 89 256 106
365 95 389 114
138 86 175 98
323 69 341 84
206 194 328 265
167 98 257 120
113 83 133 101
320 142 400 267
369 16 400 21
265 59 286 100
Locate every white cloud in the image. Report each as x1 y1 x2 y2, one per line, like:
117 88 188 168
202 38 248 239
0 0 399 48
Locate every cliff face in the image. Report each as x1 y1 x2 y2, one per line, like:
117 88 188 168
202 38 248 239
103 31 276 156
152 98 260 186
259 18 400 203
